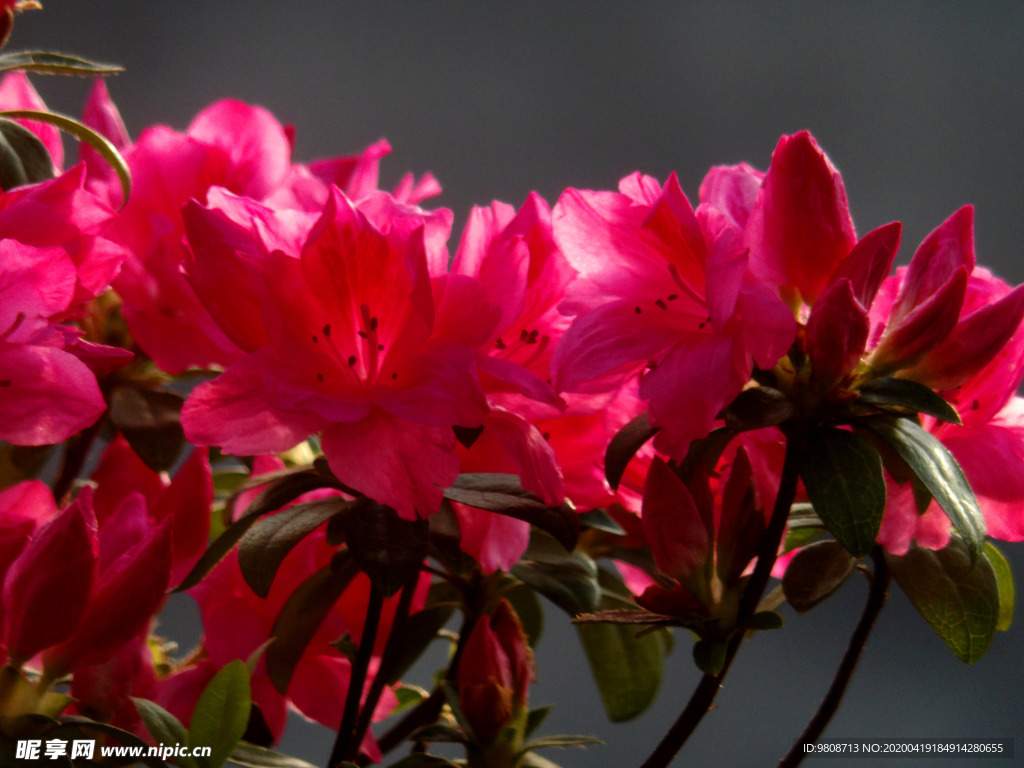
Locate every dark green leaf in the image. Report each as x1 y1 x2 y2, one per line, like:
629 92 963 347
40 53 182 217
132 698 200 768
503 579 544 647
522 734 604 751
0 116 55 188
794 427 885 558
0 442 52 490
343 499 428 597
525 705 554 738
48 716 168 768
0 109 131 207
858 377 961 425
575 568 666 722
511 531 599 615
865 415 985 561
887 537 1000 663
782 540 857 613
444 473 579 552
108 387 185 472
677 427 737 479
238 497 352 598
227 742 319 768
409 724 469 744
984 542 1014 631
385 602 457 685
266 553 359 693
385 755 461 768
746 611 784 630
578 507 625 535
692 638 727 676
605 412 659 490
174 472 336 592
721 386 794 432
190 661 251 768
0 50 124 75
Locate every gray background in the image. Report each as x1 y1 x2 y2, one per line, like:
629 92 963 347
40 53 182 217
12 3 1024 766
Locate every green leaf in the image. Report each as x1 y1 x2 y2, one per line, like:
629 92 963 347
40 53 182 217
266 553 359 693
865 415 985 561
519 754 564 768
238 496 352 598
677 427 736 479
511 530 599 615
190 661 251 768
857 377 961 425
782 540 857 613
721 385 794 432
409 723 469 744
575 568 666 722
794 427 886 558
50 716 168 768
984 542 1014 631
132 698 200 768
524 705 554 738
343 499 428 597
384 601 457 685
605 412 659 490
503 578 544 647
0 109 131 207
522 734 604 751
391 684 429 715
692 638 727 676
444 473 579 552
0 116 55 188
384 755 461 768
887 537 1000 663
175 472 336 592
577 507 625 535
108 386 186 472
0 50 124 75
227 742 319 768
746 611 784 630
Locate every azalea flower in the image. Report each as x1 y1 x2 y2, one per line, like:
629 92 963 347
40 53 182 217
181 186 494 519
551 170 796 457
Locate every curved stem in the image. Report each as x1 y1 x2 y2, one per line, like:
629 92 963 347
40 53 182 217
639 440 800 768
778 547 891 768
330 584 384 768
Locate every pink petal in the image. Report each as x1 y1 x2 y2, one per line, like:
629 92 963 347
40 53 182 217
0 72 62 170
0 342 105 445
744 131 856 303
827 222 901 309
454 504 531 573
698 163 764 231
805 278 870 386
322 410 459 520
641 458 709 582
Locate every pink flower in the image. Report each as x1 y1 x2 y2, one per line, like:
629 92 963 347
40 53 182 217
82 84 439 373
551 171 795 457
182 187 492 519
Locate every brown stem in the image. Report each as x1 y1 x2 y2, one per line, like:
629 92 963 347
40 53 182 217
349 574 419 758
52 418 103 502
355 611 475 765
778 547 890 768
330 584 384 767
639 439 800 768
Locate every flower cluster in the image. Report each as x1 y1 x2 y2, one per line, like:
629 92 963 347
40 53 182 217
0 38 1022 768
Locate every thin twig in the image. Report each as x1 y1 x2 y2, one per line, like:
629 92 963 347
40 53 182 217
778 547 891 768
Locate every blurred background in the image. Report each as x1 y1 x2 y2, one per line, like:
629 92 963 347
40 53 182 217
11 2 1024 766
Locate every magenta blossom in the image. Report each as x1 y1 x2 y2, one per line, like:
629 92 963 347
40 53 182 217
81 83 439 373
551 171 796 457
181 187 496 519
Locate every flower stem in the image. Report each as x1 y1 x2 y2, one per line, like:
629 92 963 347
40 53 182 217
350 573 419 757
52 419 102 502
639 439 800 768
359 611 474 765
777 547 890 768
330 583 384 768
